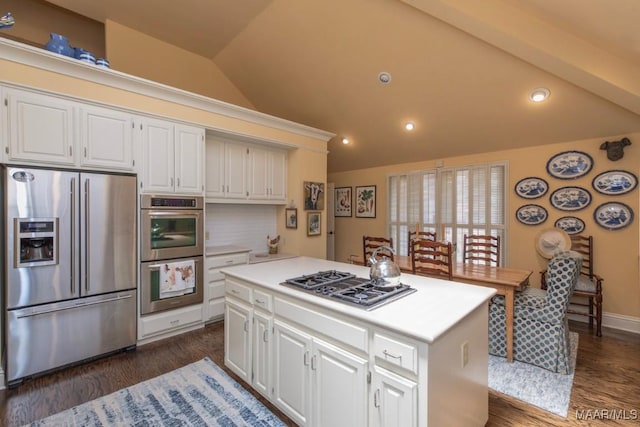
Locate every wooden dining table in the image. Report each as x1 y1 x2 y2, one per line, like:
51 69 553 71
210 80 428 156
350 255 532 362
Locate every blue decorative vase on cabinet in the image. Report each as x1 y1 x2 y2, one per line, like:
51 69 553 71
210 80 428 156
45 33 74 57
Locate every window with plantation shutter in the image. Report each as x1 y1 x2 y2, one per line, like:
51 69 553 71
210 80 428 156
388 162 508 264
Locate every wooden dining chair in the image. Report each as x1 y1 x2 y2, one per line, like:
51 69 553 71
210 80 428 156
407 230 437 256
363 236 394 266
411 239 453 280
541 234 603 336
463 234 500 267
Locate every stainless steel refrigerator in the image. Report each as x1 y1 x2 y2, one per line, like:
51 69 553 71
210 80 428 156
2 166 137 387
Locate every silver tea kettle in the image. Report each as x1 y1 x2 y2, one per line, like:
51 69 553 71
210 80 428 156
369 246 401 288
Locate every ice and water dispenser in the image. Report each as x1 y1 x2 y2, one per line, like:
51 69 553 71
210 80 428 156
15 218 58 267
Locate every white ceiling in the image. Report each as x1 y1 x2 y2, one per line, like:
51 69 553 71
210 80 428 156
44 0 640 173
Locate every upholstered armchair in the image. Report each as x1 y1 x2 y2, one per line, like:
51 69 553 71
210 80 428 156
489 251 582 374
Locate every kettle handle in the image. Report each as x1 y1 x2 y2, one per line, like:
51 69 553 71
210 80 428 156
370 245 395 264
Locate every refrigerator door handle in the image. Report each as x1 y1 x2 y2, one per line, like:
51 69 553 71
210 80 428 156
84 177 90 293
15 294 134 319
70 177 76 295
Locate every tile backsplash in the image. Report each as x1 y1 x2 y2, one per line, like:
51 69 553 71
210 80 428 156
205 204 277 253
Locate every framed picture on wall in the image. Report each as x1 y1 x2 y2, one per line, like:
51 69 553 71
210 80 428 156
285 208 297 229
335 187 352 217
355 185 376 218
307 212 321 236
304 181 324 210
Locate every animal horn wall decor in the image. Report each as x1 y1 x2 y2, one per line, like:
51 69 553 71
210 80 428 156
600 137 631 161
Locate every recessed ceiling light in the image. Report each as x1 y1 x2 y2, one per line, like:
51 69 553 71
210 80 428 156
378 72 392 84
341 137 350 145
529 87 550 102
404 122 415 131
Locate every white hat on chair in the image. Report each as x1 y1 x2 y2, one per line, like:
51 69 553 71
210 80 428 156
535 228 571 259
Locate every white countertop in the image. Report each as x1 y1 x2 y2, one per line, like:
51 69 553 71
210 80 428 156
221 256 496 344
249 252 298 264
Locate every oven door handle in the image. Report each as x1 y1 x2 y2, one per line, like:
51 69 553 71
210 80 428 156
145 211 201 217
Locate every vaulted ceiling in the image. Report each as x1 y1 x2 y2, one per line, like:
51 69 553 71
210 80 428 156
44 0 640 173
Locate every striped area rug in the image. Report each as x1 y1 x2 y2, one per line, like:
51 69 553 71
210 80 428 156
488 331 578 418
27 357 286 426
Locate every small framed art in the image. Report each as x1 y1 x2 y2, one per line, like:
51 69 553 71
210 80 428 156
355 185 376 218
285 208 297 229
307 212 321 236
335 187 352 217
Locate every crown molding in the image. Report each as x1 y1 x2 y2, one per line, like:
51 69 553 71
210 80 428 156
0 38 335 142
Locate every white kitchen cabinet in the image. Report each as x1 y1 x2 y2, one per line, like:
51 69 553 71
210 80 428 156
4 87 136 172
272 319 368 427
224 298 252 384
311 338 368 427
138 303 204 341
273 319 312 426
140 117 204 194
247 146 287 202
370 365 417 427
205 138 247 200
205 252 249 322
252 309 273 398
5 87 76 166
205 137 287 203
79 104 134 170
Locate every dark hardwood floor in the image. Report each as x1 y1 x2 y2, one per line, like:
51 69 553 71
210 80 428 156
0 320 638 426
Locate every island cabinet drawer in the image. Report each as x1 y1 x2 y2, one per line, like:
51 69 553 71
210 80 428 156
225 278 251 303
252 289 273 312
275 297 368 352
373 332 419 374
209 281 225 299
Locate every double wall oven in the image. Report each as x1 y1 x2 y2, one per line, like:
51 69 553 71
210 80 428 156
140 195 204 314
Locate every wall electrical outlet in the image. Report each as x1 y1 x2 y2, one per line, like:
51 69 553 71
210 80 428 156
461 341 469 368
205 231 210 240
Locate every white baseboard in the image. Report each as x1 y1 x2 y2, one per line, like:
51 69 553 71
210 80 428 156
568 311 640 334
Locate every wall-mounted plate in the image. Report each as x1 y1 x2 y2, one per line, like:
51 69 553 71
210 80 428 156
514 177 548 199
592 170 638 195
549 186 591 211
554 216 586 235
593 202 634 230
516 204 548 225
546 151 593 180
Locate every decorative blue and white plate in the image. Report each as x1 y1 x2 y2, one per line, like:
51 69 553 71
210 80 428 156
514 177 548 199
546 151 593 180
592 170 638 195
549 186 591 211
516 204 548 225
554 216 586 235
593 202 634 230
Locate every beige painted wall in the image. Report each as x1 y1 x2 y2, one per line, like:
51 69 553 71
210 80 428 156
104 21 254 109
1 0 105 57
328 133 640 319
277 147 328 259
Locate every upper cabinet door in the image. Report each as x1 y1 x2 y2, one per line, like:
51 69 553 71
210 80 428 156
174 124 204 194
247 146 269 200
205 138 226 199
269 149 287 202
225 143 248 199
80 105 134 170
6 88 75 166
140 117 175 193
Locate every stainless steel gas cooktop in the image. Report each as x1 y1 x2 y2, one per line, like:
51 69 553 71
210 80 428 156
281 270 416 310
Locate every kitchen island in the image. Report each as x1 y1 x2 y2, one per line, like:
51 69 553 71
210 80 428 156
221 256 496 427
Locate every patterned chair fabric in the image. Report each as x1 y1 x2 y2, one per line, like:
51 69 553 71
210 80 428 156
489 251 582 374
